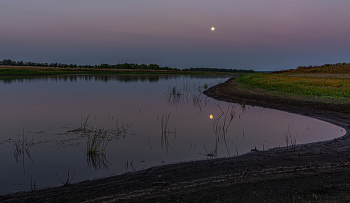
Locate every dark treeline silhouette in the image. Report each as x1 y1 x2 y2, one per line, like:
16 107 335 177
0 59 177 71
182 67 255 73
1 59 255 73
0 59 61 67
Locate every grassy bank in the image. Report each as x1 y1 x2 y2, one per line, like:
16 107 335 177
237 65 350 101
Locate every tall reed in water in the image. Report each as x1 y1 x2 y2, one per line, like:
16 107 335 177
86 128 109 154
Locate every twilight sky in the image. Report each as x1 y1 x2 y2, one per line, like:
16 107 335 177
1 0 350 71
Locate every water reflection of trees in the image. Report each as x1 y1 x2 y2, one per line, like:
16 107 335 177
0 72 230 84
1 74 231 84
1 74 161 84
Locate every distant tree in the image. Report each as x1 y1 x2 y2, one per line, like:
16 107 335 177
2 59 13 65
17 60 24 66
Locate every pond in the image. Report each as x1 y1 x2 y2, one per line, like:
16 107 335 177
0 74 345 194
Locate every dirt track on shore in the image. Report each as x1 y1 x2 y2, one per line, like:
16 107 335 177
2 77 350 203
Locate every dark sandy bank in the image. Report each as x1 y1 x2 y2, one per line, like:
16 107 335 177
2 77 350 203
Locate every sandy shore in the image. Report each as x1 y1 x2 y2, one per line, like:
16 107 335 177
2 77 350 202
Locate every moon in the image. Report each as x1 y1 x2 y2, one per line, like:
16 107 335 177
211 27 215 31
210 115 213 119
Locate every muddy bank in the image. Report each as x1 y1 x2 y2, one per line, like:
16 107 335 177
2 77 350 202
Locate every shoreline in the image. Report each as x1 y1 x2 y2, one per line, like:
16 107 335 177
2 77 350 202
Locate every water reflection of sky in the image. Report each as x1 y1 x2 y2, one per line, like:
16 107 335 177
0 74 344 194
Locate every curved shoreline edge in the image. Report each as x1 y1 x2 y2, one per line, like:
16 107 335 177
2 77 350 202
203 77 350 152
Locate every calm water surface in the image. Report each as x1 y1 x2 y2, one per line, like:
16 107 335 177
0 74 345 194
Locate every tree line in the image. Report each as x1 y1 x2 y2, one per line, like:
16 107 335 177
182 67 255 73
0 59 177 71
0 59 255 73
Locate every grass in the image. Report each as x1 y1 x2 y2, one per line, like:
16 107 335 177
277 63 350 74
161 113 171 136
237 63 350 101
64 114 128 155
80 114 91 132
65 114 128 170
160 113 177 153
284 124 298 152
56 170 76 187
161 113 171 152
87 152 110 170
13 129 34 164
66 114 91 133
238 73 350 100
86 128 109 154
202 145 218 158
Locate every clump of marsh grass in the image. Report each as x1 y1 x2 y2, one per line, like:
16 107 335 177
124 158 135 171
161 113 171 152
86 128 109 155
160 113 176 153
80 113 91 132
199 144 218 158
212 100 235 157
166 85 188 106
67 113 92 133
87 152 111 170
165 82 209 111
241 101 246 112
161 113 171 136
285 124 298 152
13 130 34 164
56 170 76 187
204 145 218 158
13 128 34 174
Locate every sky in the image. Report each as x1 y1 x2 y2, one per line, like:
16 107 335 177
1 0 350 71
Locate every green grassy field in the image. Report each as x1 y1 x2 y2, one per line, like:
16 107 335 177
237 64 350 100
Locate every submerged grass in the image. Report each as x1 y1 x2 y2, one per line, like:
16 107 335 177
80 114 91 132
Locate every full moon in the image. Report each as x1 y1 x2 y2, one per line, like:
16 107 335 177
211 27 215 31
